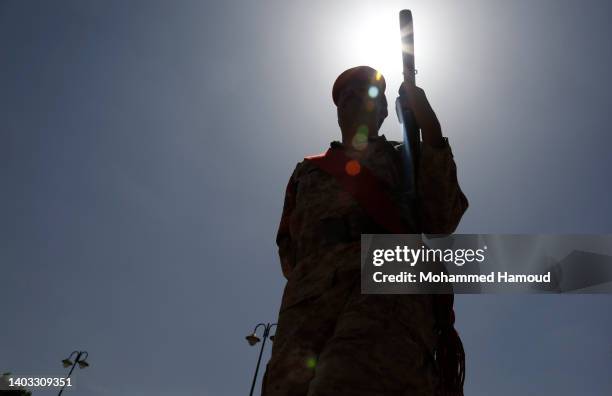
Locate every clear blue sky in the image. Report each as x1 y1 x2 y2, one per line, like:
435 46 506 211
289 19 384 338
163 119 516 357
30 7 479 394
2 1 611 395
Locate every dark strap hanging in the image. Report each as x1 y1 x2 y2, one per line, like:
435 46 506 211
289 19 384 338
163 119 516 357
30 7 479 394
433 294 465 396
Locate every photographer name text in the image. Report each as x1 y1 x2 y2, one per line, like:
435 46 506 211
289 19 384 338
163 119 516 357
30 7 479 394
372 271 551 284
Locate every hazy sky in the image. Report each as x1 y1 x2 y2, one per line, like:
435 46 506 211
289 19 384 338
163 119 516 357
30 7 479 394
2 0 611 395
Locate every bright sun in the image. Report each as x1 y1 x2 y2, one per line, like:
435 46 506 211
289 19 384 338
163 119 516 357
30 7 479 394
332 7 406 86
330 6 435 92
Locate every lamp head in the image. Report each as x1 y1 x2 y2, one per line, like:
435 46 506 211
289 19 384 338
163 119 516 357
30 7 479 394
245 333 260 346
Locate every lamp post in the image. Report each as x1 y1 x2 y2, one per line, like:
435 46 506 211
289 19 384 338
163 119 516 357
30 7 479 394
58 350 89 396
245 323 276 396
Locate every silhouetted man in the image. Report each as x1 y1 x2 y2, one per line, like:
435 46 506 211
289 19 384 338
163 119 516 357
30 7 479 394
262 66 468 396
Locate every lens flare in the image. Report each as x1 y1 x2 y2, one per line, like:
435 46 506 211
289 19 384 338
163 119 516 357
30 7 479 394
365 101 375 112
368 85 379 99
352 133 368 151
352 124 369 150
306 357 317 369
345 159 361 176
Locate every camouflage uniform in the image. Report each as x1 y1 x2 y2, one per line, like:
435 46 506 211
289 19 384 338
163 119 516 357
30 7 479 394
262 135 468 396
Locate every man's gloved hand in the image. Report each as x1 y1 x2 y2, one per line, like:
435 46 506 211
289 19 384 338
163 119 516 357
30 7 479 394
398 82 445 148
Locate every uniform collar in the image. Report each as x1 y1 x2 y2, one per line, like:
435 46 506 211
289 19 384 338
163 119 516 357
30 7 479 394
330 134 387 150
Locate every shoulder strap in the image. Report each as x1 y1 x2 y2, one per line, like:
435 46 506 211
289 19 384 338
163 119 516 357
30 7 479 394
305 148 408 234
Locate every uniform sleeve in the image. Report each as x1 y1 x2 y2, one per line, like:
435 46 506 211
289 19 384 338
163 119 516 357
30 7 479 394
276 165 299 279
417 138 468 234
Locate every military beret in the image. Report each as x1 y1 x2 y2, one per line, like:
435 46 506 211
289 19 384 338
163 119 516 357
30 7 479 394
332 66 386 106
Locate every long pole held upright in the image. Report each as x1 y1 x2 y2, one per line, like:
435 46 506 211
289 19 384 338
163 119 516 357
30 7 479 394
396 9 421 230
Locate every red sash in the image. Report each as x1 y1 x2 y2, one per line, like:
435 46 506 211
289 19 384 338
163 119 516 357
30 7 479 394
305 148 408 234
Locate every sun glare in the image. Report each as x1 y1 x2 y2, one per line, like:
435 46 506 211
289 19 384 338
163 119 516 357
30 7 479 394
317 4 455 143
346 14 403 79
329 5 437 93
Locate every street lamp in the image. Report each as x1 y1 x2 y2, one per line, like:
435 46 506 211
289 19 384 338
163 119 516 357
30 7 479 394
58 350 89 396
245 323 276 396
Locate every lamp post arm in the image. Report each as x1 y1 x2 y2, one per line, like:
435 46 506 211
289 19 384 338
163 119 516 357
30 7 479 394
251 323 266 335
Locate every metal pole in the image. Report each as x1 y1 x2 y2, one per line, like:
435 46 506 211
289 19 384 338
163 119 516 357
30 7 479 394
58 351 81 396
248 325 269 396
